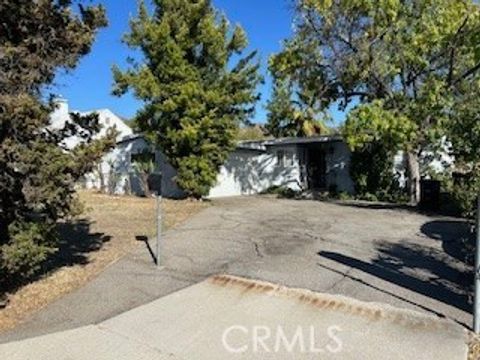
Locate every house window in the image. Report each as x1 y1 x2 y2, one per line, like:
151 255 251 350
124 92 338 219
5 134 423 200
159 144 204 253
276 150 285 167
285 152 295 166
276 150 295 167
131 152 155 165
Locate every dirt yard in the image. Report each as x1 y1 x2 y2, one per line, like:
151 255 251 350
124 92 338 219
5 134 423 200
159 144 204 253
0 191 207 332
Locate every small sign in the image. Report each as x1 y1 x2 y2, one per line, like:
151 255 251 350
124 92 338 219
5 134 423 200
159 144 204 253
147 173 162 195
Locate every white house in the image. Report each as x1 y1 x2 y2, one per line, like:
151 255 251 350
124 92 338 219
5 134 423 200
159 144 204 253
49 98 355 198
209 136 354 197
49 97 133 144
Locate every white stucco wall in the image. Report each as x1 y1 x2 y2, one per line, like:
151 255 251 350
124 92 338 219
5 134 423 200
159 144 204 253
50 99 133 148
155 151 186 198
207 141 355 198
208 146 303 198
83 137 185 198
325 142 355 194
79 108 133 142
83 137 149 194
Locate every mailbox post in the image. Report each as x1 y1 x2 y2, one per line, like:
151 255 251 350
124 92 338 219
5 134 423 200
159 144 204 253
147 173 163 268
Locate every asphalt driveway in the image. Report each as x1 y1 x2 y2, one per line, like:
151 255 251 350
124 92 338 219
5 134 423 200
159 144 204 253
0 196 473 343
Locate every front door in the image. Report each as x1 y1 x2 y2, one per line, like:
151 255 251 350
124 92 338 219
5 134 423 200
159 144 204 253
307 148 326 189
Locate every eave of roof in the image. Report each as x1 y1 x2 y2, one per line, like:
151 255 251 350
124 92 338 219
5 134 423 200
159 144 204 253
116 134 145 145
264 135 343 146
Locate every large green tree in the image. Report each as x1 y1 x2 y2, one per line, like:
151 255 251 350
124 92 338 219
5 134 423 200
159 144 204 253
113 0 261 198
265 76 329 138
0 0 112 288
274 0 480 204
267 36 330 138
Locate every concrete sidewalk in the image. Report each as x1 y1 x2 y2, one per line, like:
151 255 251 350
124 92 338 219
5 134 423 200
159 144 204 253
0 275 468 360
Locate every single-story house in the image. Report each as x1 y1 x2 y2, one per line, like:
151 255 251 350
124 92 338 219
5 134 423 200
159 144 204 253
83 133 355 198
50 98 355 198
50 98 452 199
209 136 354 197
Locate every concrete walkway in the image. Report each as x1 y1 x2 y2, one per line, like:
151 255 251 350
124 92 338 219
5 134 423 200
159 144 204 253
0 276 468 360
0 196 473 356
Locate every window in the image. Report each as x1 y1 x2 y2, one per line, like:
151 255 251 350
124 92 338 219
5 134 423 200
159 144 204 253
276 150 295 167
276 150 285 167
285 152 295 166
131 152 155 164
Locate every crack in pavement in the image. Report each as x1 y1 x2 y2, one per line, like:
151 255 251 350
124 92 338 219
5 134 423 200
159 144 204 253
323 266 355 292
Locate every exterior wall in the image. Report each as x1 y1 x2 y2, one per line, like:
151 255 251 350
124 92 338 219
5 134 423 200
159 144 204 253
155 151 186 198
393 138 455 189
208 141 355 198
83 137 150 194
325 142 355 194
80 108 133 141
81 135 355 199
49 99 133 149
83 137 185 198
208 146 302 198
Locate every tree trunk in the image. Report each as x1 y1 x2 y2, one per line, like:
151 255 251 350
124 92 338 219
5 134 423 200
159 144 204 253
141 173 151 197
406 151 420 205
97 164 105 193
0 217 9 244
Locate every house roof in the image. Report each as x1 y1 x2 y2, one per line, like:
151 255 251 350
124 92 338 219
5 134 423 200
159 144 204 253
236 140 268 151
264 135 343 146
116 134 345 150
116 133 145 145
236 135 343 152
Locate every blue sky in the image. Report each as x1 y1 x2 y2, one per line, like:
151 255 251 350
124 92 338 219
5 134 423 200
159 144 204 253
52 0 346 124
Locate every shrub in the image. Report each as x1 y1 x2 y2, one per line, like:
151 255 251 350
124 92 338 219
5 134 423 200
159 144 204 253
350 142 406 203
1 222 56 283
0 1 110 291
448 172 480 218
260 186 300 199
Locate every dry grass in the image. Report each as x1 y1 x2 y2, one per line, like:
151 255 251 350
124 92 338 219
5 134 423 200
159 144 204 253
469 332 480 360
0 191 207 333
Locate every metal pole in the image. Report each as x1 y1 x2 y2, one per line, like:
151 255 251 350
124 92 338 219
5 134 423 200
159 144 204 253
474 195 480 333
156 193 162 268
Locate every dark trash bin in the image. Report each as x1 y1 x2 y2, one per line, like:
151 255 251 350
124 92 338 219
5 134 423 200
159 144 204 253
420 179 440 210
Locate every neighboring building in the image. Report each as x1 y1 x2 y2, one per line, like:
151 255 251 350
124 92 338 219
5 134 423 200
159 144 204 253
49 97 133 144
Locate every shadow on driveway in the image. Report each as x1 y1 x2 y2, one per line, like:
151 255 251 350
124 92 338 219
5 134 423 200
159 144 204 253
318 219 474 317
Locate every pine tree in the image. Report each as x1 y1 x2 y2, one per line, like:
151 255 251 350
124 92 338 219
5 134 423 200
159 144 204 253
113 0 261 198
0 0 112 288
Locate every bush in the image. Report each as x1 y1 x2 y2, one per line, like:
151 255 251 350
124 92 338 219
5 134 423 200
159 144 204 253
350 142 406 203
338 192 354 201
447 172 480 218
260 186 300 199
1 222 56 284
0 1 110 292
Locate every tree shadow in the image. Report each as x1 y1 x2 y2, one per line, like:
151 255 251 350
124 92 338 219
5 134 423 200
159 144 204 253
45 219 111 270
420 220 475 266
222 150 301 196
332 200 414 212
1 219 110 299
318 236 473 315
